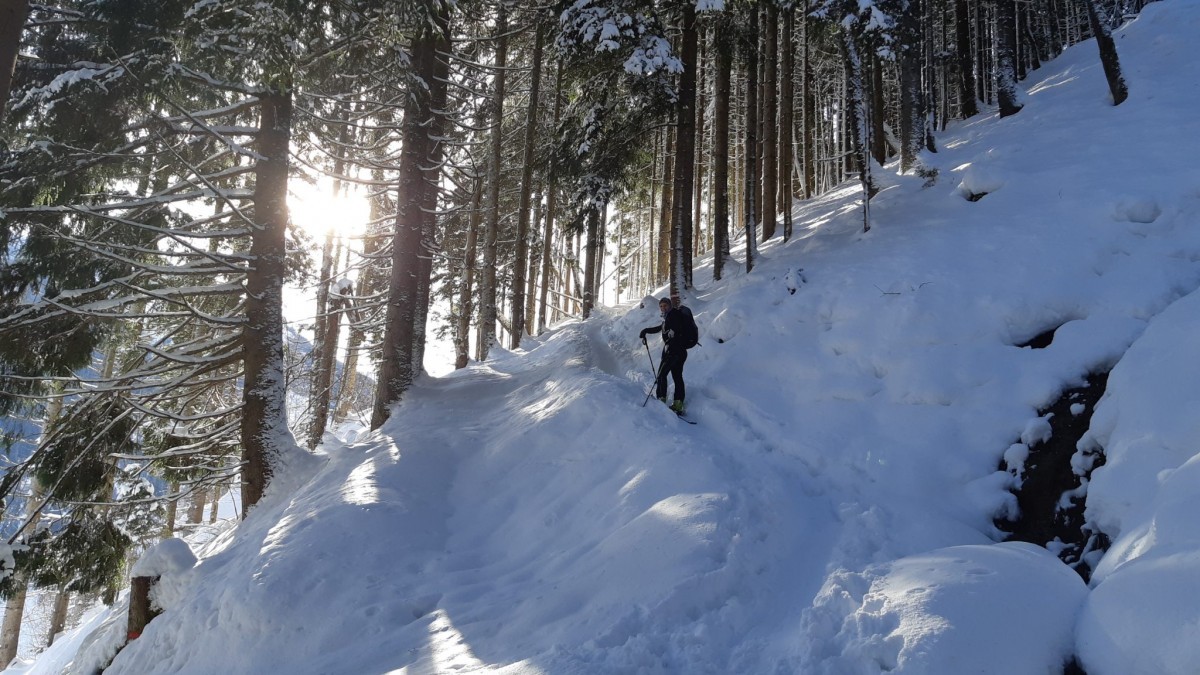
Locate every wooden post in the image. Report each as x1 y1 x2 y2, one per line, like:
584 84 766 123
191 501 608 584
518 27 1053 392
127 576 161 641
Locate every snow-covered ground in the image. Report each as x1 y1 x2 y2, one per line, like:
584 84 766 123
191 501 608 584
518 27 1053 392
9 3 1200 673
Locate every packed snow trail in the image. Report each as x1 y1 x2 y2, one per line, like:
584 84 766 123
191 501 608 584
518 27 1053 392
77 319 842 674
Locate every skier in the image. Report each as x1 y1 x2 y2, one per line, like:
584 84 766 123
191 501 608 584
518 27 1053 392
639 296 698 415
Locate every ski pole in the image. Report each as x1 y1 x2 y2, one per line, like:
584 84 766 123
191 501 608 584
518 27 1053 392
642 340 660 407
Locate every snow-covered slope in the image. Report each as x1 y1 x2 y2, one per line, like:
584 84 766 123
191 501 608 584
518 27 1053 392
13 3 1200 673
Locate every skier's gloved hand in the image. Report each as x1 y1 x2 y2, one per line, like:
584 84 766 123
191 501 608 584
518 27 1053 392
639 329 647 340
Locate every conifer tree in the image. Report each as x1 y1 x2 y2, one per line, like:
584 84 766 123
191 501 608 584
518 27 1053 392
1084 0 1128 106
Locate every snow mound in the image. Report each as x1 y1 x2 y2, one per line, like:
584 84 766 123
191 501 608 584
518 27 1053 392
802 543 1087 674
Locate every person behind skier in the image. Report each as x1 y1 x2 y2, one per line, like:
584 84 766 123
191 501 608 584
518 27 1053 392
639 296 694 414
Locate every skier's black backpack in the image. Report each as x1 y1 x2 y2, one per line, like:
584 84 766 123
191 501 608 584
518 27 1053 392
678 305 699 349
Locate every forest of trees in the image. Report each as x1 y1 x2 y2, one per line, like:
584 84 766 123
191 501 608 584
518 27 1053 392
0 0 1137 664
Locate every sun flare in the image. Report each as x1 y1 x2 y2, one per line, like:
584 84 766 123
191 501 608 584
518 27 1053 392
290 178 370 243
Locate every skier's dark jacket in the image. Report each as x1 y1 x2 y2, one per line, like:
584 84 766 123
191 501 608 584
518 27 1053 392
641 307 690 352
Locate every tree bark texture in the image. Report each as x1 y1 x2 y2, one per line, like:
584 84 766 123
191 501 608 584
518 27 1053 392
995 0 1024 117
1084 0 1128 105
582 207 599 318
334 285 365 419
744 4 760 272
839 27 876 231
372 34 433 427
45 589 70 647
712 19 731 280
801 12 816 199
511 22 544 347
900 1 927 172
869 53 887 166
307 227 336 447
242 90 296 510
692 45 705 272
411 12 450 379
779 8 794 240
126 576 160 640
955 0 980 118
372 6 448 427
670 3 698 299
525 195 542 333
760 3 778 241
308 285 344 447
455 175 482 369
478 3 508 360
538 58 564 335
656 128 674 284
0 584 27 667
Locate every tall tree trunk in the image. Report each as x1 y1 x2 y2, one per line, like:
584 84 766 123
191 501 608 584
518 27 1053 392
647 129 660 287
1043 0 1063 56
0 0 30 124
656 129 674 283
538 58 564 335
977 0 989 105
333 281 364 420
956 0 980 118
478 3 508 360
308 279 344 447
712 18 732 280
839 27 876 232
760 3 778 242
670 3 698 298
307 227 336 446
1021 8 1044 72
0 481 44 666
995 0 1024 117
188 488 207 524
571 232 582 315
744 3 760 272
511 21 544 347
336 142 388 422
1084 0 1128 105
1 384 64 665
372 55 430 426
45 588 70 647
900 2 927 172
581 208 598 317
801 11 816 199
455 175 482 369
869 53 887 165
692 45 705 269
779 8 794 241
242 89 296 510
307 113 349 448
525 195 542 333
412 12 450 379
0 583 27 666
595 203 607 302
372 7 448 427
162 479 179 537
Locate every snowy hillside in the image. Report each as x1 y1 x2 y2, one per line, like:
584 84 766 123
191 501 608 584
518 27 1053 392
12 3 1200 674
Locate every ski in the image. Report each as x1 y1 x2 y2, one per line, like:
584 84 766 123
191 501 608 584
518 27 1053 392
676 412 697 425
